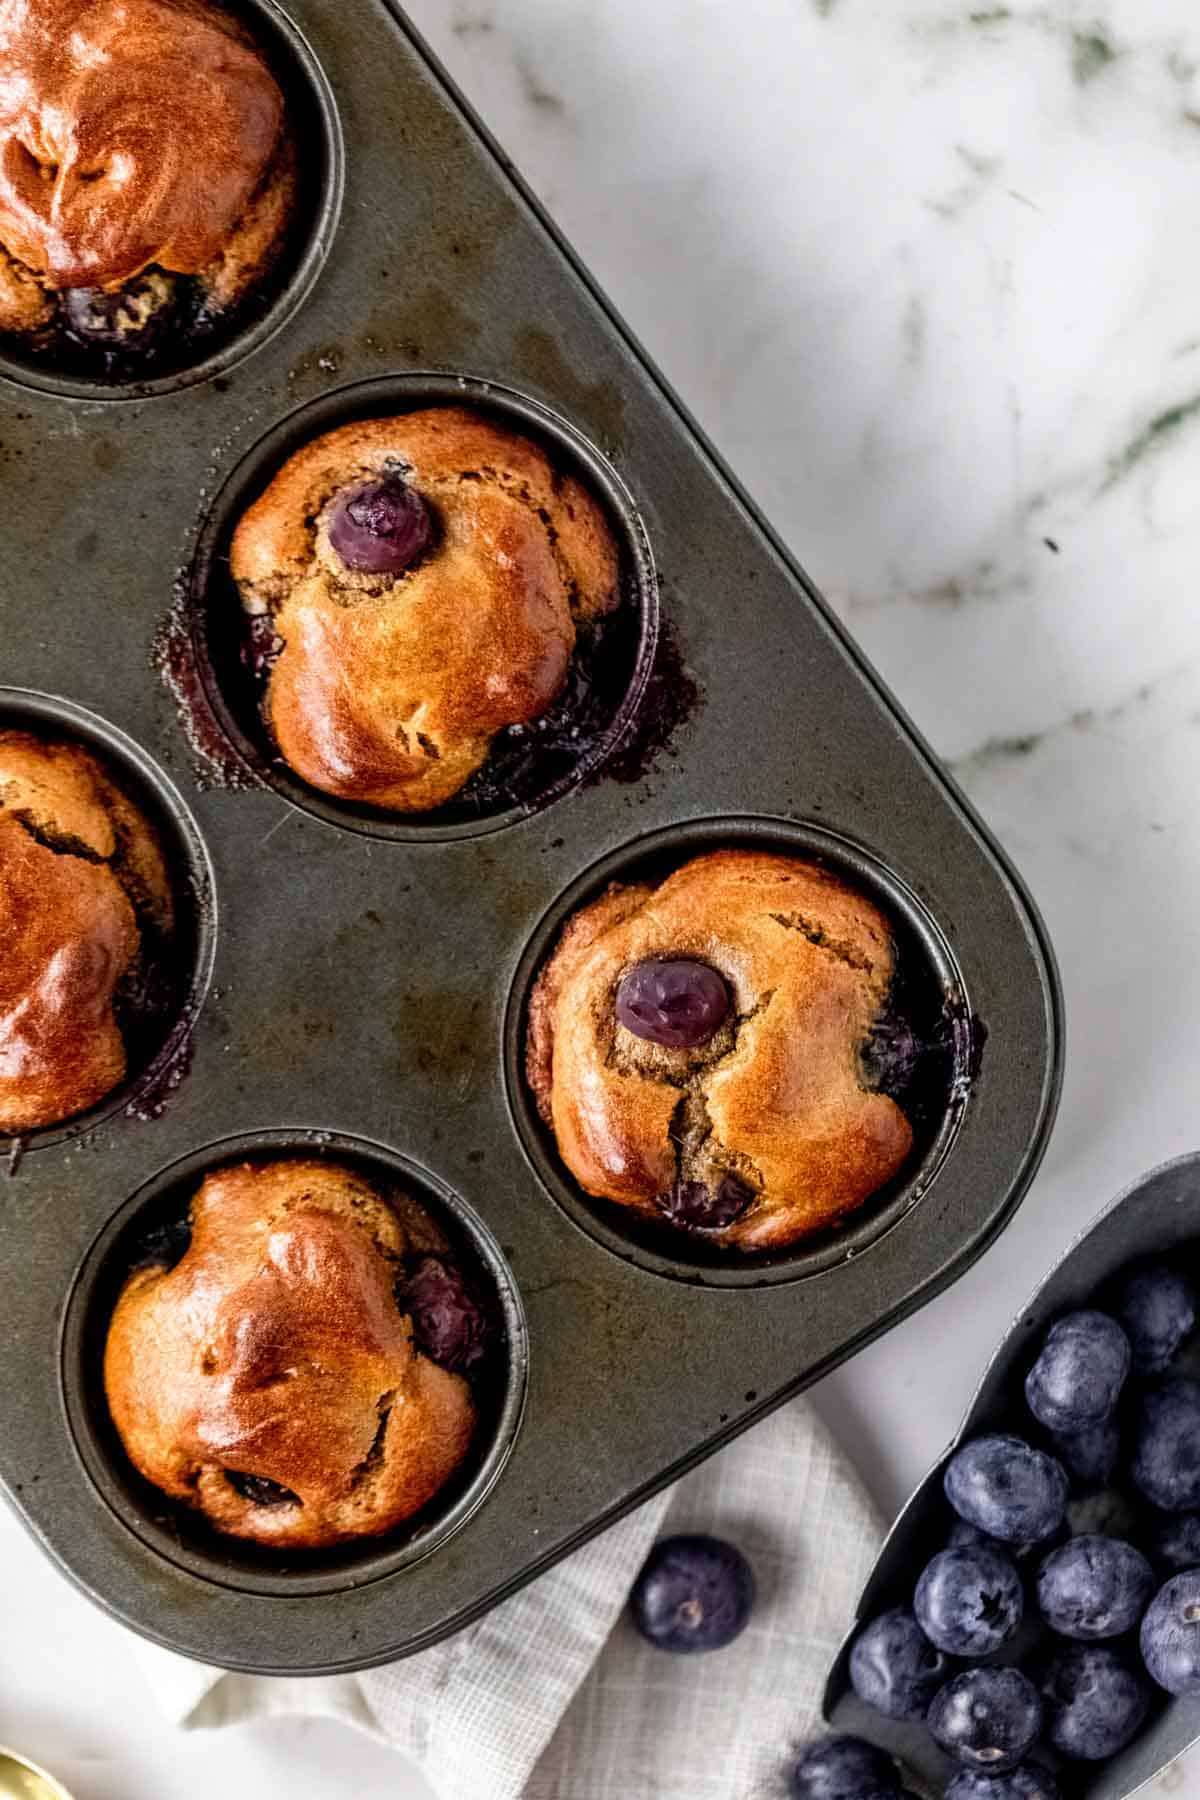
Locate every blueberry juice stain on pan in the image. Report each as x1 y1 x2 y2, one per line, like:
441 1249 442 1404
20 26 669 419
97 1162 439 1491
64 1136 525 1595
179 378 660 836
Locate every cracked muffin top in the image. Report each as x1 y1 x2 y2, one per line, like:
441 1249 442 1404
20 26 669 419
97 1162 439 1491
0 730 173 1134
104 1157 490 1549
526 850 918 1253
229 406 621 812
0 0 296 356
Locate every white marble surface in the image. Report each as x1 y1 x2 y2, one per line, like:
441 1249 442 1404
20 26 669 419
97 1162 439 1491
7 0 1200 1791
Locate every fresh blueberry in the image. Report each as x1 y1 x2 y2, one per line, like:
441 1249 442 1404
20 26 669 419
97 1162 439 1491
944 1435 1069 1545
1131 1377 1200 1511
928 1667 1042 1773
1052 1417 1120 1490
944 1769 1062 1800
1025 1311 1131 1435
849 1606 953 1719
328 475 434 575
1035 1535 1155 1640
1145 1508 1200 1575
397 1256 489 1373
630 1534 755 1653
616 958 730 1049
1113 1264 1197 1375
788 1736 902 1800
915 1545 1023 1655
1140 1570 1200 1694
655 1174 754 1231
1039 1643 1150 1760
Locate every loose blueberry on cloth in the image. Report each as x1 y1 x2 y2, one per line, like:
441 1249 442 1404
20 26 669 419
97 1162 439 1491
629 1533 755 1652
128 1396 882 1800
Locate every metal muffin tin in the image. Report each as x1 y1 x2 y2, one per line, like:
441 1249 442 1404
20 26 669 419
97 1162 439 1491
0 0 1061 1671
825 1153 1200 1799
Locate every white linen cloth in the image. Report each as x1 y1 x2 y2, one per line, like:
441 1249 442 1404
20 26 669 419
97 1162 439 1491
135 1397 883 1800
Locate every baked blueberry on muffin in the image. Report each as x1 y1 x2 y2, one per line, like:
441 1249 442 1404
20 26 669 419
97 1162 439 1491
526 851 924 1252
104 1158 491 1548
0 0 296 372
0 730 175 1134
229 407 620 812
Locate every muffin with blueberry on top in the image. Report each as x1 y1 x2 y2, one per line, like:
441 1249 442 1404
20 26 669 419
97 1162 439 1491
527 849 928 1252
229 406 620 813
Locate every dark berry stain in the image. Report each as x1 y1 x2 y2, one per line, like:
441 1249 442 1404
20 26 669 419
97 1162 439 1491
599 616 699 786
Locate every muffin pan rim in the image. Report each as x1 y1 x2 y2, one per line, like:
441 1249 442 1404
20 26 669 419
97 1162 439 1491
0 685 217 1156
181 369 661 842
504 812 976 1288
59 1126 530 1599
0 0 346 405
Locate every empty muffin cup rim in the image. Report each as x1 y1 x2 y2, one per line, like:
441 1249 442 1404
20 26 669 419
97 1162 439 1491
0 685 216 1155
504 815 976 1289
181 371 660 842
59 1128 529 1598
0 0 344 403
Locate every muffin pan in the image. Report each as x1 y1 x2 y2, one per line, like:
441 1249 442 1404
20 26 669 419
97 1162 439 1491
0 0 1060 1671
824 1153 1200 1798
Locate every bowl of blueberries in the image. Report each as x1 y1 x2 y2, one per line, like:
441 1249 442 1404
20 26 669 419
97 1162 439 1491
803 1149 1200 1797
609 1154 1200 1795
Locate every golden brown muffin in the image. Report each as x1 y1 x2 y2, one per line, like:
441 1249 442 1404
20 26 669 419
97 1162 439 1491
527 851 917 1253
104 1158 484 1549
0 0 296 351
230 407 621 812
0 730 173 1134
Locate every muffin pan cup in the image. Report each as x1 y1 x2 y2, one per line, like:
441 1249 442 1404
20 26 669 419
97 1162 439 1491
824 1153 1200 1798
0 0 1059 1671
0 0 344 400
